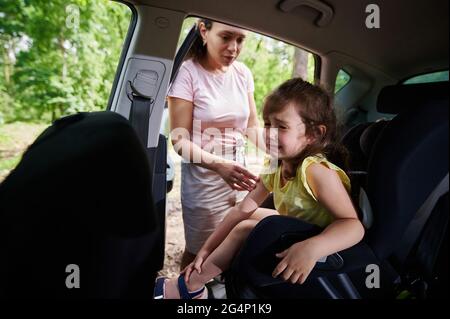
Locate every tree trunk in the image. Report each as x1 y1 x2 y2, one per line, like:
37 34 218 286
2 37 15 87
2 37 16 105
54 36 68 122
292 47 308 79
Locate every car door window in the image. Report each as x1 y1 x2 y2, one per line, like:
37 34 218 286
335 69 351 93
0 0 133 182
403 70 449 84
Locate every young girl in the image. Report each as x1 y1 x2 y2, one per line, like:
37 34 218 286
154 78 365 299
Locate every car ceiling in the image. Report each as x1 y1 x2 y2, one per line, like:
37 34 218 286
129 0 449 80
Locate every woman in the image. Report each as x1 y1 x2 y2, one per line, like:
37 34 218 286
167 19 261 269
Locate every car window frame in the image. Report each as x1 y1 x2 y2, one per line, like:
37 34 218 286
106 2 138 110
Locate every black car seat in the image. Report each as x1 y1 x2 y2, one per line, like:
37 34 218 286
341 122 372 171
345 120 389 228
342 120 389 173
366 81 448 295
0 111 164 298
225 81 448 299
359 120 389 165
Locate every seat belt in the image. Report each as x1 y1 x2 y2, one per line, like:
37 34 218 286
395 173 449 265
126 70 158 147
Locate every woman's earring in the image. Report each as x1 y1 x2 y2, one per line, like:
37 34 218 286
202 39 207 46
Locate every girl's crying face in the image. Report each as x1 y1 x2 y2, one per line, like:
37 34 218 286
264 103 314 160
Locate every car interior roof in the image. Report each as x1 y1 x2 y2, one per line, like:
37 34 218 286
131 0 449 80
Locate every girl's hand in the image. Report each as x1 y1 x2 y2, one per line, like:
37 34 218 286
272 241 320 285
181 250 210 282
214 161 259 192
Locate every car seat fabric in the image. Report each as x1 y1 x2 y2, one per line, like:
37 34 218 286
410 193 448 280
0 111 160 298
367 89 449 261
341 122 372 171
359 120 388 160
226 215 388 299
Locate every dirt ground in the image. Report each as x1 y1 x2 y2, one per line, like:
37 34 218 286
0 122 47 180
158 150 185 277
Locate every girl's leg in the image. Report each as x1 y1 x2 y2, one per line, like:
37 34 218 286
180 250 196 271
248 208 279 221
185 208 278 292
162 219 258 298
163 208 277 298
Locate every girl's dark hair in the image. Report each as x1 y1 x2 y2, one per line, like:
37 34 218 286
186 19 213 61
263 77 349 171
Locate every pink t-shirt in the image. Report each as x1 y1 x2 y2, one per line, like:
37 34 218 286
168 59 254 159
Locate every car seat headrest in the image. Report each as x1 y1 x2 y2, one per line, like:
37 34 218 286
377 81 448 114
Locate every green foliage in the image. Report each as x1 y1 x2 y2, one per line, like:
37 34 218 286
335 69 351 93
238 34 295 116
0 0 131 123
0 155 20 171
0 121 46 179
1 8 318 124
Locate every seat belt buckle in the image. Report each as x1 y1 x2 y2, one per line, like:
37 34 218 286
126 70 158 102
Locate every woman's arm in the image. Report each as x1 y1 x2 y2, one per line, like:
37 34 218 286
168 96 258 191
168 96 226 170
273 163 365 284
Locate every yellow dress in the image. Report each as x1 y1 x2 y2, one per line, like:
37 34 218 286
260 154 351 228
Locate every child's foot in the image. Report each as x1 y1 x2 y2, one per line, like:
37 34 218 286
154 275 208 299
162 277 181 299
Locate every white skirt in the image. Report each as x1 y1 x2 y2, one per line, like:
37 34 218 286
181 162 247 254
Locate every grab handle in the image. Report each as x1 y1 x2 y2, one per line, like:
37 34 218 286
279 0 334 27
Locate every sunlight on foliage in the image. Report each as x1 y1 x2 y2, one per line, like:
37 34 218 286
0 0 131 124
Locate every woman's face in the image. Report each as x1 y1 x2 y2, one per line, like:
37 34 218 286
200 22 246 68
264 103 314 160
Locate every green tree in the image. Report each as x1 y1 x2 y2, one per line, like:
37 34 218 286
238 33 295 116
0 0 27 123
0 0 131 123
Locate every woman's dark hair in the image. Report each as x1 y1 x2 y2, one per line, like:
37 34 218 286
186 19 213 61
262 77 349 171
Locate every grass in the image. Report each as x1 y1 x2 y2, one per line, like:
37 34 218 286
0 155 21 171
0 122 48 182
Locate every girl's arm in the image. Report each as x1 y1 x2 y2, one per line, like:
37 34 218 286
199 180 270 255
304 163 365 255
183 180 271 280
168 97 258 192
273 163 365 284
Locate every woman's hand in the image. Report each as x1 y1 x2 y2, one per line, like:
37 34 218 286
214 161 259 192
272 240 320 285
181 249 210 282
